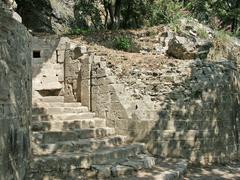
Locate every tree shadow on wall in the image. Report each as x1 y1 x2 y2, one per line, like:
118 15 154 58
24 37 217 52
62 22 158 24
143 59 240 164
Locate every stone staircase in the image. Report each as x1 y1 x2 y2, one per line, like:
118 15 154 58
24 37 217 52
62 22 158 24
29 96 156 179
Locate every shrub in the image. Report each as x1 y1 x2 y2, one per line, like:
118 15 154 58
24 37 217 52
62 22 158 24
70 28 92 35
113 36 133 51
149 0 184 26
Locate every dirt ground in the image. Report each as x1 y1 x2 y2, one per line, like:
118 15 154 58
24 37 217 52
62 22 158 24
185 162 240 180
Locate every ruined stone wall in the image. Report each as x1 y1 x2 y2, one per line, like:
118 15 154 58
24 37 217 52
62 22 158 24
0 1 32 179
145 60 240 164
59 37 240 164
64 44 87 102
32 35 69 98
88 56 240 164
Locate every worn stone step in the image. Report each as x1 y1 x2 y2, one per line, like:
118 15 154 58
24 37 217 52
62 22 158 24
32 112 96 121
32 106 89 115
92 154 155 178
34 96 64 103
162 119 227 131
33 102 83 108
32 118 106 131
64 103 83 107
32 128 116 144
30 144 145 173
151 130 219 141
148 136 236 159
32 135 127 155
28 158 187 180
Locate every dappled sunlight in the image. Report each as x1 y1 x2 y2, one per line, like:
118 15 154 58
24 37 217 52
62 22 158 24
144 59 240 165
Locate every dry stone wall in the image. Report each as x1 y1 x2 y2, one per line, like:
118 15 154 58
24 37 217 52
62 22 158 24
0 1 32 179
88 56 240 164
64 44 87 102
63 40 240 164
49 35 240 165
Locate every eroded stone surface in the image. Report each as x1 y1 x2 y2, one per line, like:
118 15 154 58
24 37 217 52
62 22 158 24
0 1 31 179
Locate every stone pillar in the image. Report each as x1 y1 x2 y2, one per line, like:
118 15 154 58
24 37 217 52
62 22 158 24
80 55 93 109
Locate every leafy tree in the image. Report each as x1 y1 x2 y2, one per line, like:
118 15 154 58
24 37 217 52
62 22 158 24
73 0 240 34
102 0 122 29
185 0 240 33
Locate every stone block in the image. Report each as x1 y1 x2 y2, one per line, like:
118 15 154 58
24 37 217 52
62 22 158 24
56 50 65 63
92 165 111 178
111 165 135 177
81 79 91 108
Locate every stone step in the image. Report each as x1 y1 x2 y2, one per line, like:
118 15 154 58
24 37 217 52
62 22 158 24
64 103 83 107
32 112 96 121
30 144 146 173
31 118 107 131
148 140 197 158
33 102 83 108
161 119 226 131
92 154 155 178
28 157 188 180
148 135 236 159
32 135 127 155
32 106 89 115
151 130 218 141
33 96 64 103
32 128 116 144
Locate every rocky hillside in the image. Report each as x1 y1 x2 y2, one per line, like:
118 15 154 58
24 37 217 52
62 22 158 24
16 0 76 34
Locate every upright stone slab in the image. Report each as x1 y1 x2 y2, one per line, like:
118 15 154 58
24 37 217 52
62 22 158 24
0 2 32 179
80 55 94 109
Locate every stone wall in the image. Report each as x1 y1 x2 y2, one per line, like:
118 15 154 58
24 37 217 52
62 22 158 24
60 36 240 164
84 56 240 164
64 44 87 102
0 1 32 179
32 35 69 98
43 33 240 164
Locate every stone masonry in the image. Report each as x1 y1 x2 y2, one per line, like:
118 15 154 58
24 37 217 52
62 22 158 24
0 1 32 179
89 56 240 164
60 37 240 165
30 35 167 179
29 34 191 179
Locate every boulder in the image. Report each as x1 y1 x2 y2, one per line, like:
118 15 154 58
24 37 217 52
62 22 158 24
167 36 213 60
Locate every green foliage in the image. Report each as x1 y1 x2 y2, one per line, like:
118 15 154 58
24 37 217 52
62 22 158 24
75 0 103 30
214 30 231 45
185 0 240 33
149 0 184 25
235 30 240 38
186 0 211 22
73 0 240 35
196 28 209 39
113 36 133 51
70 28 92 35
121 0 153 28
